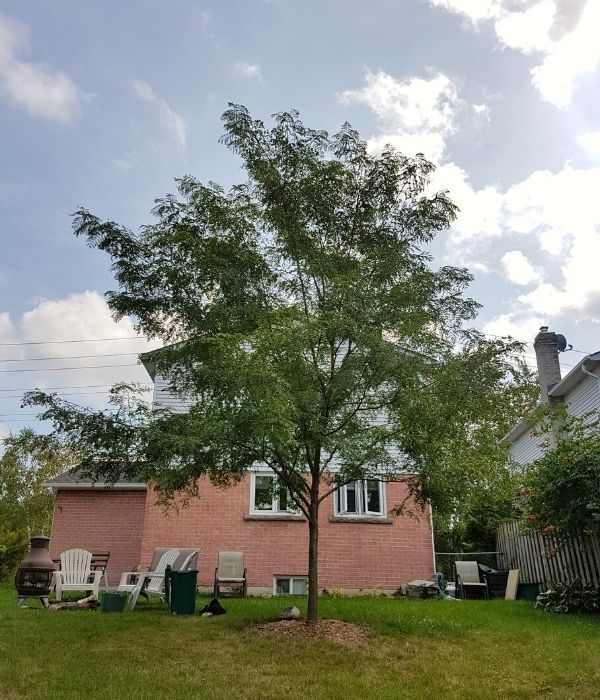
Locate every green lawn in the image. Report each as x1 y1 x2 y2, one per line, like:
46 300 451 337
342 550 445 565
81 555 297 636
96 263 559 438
0 585 598 700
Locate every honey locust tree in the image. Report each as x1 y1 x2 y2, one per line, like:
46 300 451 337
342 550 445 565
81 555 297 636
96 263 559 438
26 105 528 622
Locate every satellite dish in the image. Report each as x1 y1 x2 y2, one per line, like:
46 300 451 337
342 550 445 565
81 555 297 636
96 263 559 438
556 334 572 353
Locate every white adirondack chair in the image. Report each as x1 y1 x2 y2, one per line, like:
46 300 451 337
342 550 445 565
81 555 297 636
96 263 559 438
55 548 102 601
118 548 184 609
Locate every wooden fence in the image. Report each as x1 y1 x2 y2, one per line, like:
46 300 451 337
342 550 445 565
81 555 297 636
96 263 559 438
496 521 600 588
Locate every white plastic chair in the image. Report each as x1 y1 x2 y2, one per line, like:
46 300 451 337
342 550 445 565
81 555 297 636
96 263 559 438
118 548 180 606
55 548 102 601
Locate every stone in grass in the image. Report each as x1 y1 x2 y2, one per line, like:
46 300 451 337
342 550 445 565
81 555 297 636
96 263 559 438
280 606 301 620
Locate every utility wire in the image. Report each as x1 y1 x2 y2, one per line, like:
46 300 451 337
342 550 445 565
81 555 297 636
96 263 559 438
0 362 140 374
0 382 152 392
0 389 153 399
0 351 142 363
0 336 149 347
482 332 593 355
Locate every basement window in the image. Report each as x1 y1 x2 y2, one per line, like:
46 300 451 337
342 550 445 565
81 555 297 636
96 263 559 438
273 576 308 595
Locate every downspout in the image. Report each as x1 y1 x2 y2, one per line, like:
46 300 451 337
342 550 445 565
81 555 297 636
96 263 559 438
429 501 436 578
581 358 600 398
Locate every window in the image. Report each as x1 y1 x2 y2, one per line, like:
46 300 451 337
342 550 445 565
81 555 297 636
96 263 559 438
274 576 308 595
251 473 298 514
334 479 385 517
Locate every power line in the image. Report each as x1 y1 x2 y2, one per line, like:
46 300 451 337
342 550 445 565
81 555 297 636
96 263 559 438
0 413 47 418
0 389 153 399
482 332 594 356
0 382 152 392
0 351 141 363
0 362 140 374
0 418 48 422
0 336 149 347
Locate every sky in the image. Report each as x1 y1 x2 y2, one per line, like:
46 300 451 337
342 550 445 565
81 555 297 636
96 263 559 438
1 0 600 437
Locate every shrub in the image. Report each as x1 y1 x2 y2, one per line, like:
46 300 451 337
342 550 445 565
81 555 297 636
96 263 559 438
0 529 29 582
517 416 600 537
535 579 600 615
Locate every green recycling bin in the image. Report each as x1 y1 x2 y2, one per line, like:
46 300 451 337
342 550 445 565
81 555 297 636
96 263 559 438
166 568 198 615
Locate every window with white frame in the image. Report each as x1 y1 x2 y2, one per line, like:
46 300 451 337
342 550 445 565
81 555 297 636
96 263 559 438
334 479 386 517
274 576 307 595
251 472 299 514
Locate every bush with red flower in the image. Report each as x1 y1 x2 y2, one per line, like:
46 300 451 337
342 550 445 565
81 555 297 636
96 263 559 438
517 415 600 538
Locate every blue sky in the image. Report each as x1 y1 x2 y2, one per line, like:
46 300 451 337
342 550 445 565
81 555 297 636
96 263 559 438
1 0 600 435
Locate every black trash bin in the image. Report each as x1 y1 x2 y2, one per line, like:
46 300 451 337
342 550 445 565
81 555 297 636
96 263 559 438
165 567 198 615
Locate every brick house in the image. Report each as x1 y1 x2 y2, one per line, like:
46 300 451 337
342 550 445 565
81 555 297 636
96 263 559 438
46 357 435 595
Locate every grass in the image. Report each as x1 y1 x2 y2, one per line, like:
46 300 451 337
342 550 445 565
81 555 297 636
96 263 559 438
0 585 599 699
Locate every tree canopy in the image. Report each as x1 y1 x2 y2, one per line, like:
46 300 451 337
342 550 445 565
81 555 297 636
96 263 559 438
26 105 536 620
0 429 72 580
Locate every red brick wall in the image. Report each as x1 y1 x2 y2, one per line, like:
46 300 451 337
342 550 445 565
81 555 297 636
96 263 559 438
49 490 147 586
140 477 434 593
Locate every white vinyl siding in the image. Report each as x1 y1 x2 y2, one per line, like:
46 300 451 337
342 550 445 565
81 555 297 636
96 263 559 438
565 371 600 422
509 431 546 466
152 373 407 471
152 374 195 414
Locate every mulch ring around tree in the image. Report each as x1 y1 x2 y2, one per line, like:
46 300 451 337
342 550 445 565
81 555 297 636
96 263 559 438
253 619 371 647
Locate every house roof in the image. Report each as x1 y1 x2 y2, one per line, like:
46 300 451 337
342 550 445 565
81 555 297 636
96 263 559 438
44 470 147 490
503 351 600 445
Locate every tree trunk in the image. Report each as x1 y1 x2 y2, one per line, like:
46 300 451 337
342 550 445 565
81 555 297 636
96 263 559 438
307 500 319 625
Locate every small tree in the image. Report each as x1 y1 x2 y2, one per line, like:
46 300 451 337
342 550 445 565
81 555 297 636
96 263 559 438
0 429 71 580
26 106 529 622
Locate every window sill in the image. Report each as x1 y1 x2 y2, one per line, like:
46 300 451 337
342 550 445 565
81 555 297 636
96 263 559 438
245 513 305 521
329 516 393 525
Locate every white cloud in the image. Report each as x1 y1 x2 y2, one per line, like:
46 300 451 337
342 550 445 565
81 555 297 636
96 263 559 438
483 312 545 344
0 292 159 413
111 156 140 172
196 9 211 28
494 1 555 54
338 66 600 329
232 61 263 83
427 0 502 24
501 250 541 285
132 79 187 149
473 103 490 120
429 162 504 237
578 131 600 159
426 0 599 108
448 163 600 322
0 13 87 123
132 79 155 103
339 70 462 161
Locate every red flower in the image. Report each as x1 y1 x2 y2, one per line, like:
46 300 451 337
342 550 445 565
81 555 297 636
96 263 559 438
527 514 538 522
541 524 556 534
519 487 534 495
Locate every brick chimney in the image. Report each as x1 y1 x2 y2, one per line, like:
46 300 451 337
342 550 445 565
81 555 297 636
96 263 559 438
533 326 562 404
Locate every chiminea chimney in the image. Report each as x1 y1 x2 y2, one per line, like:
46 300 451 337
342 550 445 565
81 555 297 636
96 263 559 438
533 326 562 404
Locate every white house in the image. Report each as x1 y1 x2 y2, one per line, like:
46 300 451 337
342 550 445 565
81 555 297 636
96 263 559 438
504 326 600 465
